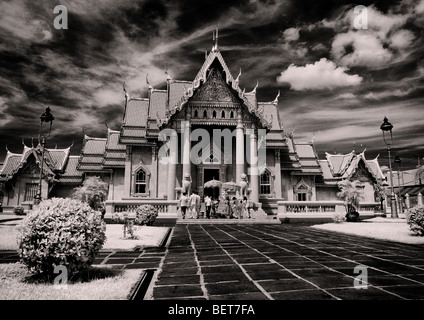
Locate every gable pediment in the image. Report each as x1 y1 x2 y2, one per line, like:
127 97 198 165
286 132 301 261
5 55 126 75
190 67 240 104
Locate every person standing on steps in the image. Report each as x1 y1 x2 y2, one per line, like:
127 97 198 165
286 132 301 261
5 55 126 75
189 191 201 219
242 196 248 219
179 192 189 219
205 195 212 219
246 197 253 218
231 197 239 219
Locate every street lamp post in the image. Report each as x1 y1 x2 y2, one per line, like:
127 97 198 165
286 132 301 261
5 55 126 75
380 116 398 218
394 155 403 213
34 107 54 205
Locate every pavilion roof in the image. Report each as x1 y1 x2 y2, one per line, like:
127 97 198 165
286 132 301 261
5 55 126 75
0 143 78 183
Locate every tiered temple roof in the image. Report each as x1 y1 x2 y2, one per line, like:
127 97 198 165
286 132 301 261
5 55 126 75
78 129 127 172
0 144 81 184
319 150 385 184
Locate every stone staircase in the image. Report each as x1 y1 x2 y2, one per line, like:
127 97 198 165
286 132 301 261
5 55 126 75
177 201 279 224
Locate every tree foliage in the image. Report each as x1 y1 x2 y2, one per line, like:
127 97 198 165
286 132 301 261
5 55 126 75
337 180 364 221
73 176 108 212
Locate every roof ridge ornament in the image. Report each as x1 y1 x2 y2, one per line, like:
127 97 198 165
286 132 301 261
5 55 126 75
123 81 130 102
248 80 259 94
165 64 172 80
146 74 153 90
273 90 280 105
235 68 241 83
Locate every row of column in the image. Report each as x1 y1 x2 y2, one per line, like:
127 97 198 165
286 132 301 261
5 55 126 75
166 113 260 203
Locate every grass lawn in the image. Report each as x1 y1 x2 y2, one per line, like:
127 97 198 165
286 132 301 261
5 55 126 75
0 263 142 300
311 218 424 244
0 221 168 300
0 223 20 250
103 224 169 250
0 223 169 251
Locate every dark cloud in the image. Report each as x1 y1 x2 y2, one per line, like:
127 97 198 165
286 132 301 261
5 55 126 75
0 0 423 170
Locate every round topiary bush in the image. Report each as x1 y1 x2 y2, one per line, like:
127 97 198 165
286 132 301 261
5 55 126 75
134 204 158 226
13 206 26 216
17 197 106 277
406 205 424 236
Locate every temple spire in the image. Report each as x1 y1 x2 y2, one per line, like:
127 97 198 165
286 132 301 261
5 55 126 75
212 26 219 52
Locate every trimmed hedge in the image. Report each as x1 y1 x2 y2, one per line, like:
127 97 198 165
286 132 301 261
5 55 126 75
406 206 424 236
17 198 106 276
13 206 25 215
134 204 158 226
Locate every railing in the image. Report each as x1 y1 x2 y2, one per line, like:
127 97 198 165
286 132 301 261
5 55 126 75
278 201 345 214
358 202 380 213
277 200 380 220
105 199 179 219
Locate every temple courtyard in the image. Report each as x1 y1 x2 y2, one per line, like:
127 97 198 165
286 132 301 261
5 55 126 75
1 217 424 300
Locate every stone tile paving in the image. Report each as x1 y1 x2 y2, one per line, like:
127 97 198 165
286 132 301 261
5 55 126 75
0 247 167 270
150 224 424 300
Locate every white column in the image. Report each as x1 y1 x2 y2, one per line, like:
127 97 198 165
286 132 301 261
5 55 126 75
167 134 178 200
182 119 191 183
405 193 410 209
124 146 132 197
249 126 259 203
151 146 158 198
274 150 282 198
236 111 244 185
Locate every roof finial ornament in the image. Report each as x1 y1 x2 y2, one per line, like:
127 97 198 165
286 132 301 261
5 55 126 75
235 68 241 83
249 80 259 94
21 138 25 146
123 81 130 102
165 64 172 80
31 137 34 148
273 89 280 105
311 132 316 144
146 74 153 90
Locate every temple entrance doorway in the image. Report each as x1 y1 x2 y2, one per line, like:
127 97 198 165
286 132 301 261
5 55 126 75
203 169 220 199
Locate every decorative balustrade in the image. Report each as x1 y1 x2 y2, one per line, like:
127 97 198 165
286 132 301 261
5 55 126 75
105 199 179 222
358 203 380 212
278 201 344 214
277 200 380 222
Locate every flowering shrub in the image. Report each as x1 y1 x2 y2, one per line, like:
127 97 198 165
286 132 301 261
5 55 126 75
17 198 106 277
406 206 424 236
13 206 25 215
332 212 346 224
112 211 138 239
134 204 158 226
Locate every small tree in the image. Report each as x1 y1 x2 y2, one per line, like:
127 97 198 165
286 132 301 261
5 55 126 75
373 181 386 211
73 176 108 217
337 180 364 222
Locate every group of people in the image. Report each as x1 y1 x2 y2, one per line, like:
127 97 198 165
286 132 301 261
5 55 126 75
178 191 201 219
178 191 253 219
222 195 253 219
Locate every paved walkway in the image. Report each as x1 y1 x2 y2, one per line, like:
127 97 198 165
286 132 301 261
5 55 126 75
149 224 424 300
0 247 166 270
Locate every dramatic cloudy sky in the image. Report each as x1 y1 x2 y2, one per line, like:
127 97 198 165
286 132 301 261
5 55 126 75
0 0 423 169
